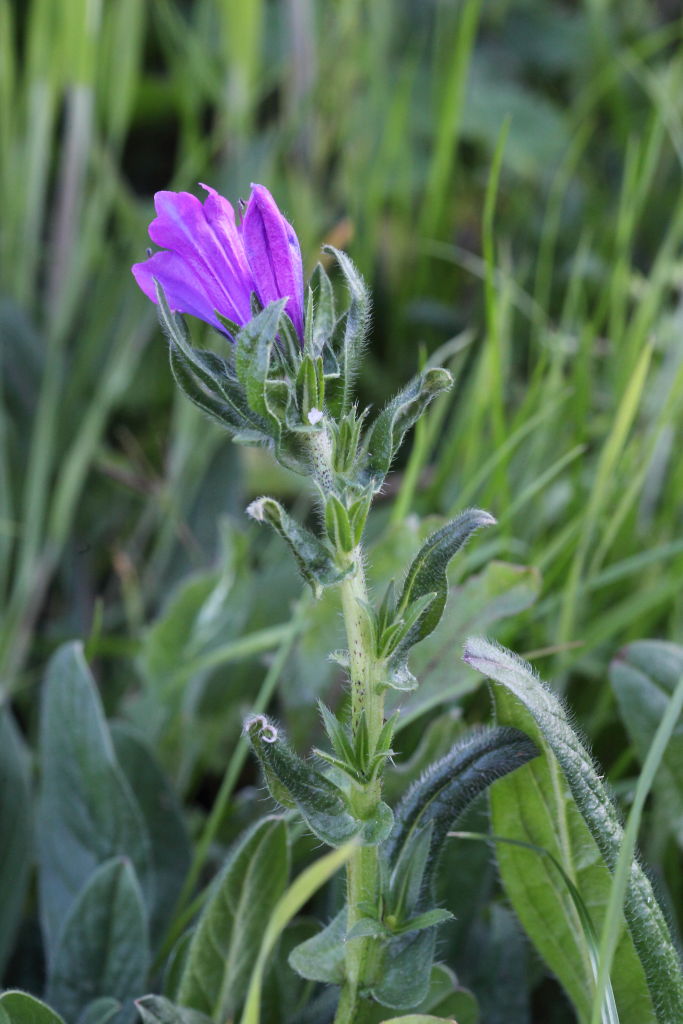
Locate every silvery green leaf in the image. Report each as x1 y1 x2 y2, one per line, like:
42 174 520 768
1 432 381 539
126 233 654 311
37 643 151 956
306 262 336 358
245 716 362 846
464 637 683 1023
323 247 370 416
362 368 453 488
385 727 538 892
0 993 66 1024
176 818 289 1020
288 909 347 984
136 995 212 1024
110 723 191 948
234 298 288 427
46 858 149 1021
0 708 32 977
246 496 350 597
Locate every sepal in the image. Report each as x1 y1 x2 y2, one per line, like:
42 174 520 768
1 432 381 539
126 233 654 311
246 497 351 597
362 368 453 489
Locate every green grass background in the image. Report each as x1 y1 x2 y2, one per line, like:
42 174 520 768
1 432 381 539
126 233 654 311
1 0 682 1016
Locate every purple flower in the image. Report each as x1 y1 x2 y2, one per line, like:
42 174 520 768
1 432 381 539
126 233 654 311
132 183 304 340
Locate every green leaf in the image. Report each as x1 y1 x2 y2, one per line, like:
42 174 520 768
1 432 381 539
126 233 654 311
377 1016 457 1023
325 493 354 554
234 299 288 426
392 561 541 728
37 643 151 955
393 509 495 654
136 996 212 1024
0 992 66 1024
246 496 350 597
363 965 478 1024
110 723 191 947
385 727 538 887
288 908 347 984
245 715 364 846
46 858 150 1022
76 998 122 1024
371 929 436 1009
239 841 356 1024
324 247 370 415
0 707 32 976
177 817 289 1020
306 262 336 358
609 640 683 847
362 368 453 487
156 283 269 440
464 638 683 1023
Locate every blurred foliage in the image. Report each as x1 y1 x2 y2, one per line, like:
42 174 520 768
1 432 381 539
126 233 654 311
1 0 683 1019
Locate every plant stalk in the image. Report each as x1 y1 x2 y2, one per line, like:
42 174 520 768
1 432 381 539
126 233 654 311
334 546 385 1023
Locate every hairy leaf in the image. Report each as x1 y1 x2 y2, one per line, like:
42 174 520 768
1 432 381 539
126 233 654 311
177 817 289 1020
246 497 350 598
609 640 683 848
0 707 32 976
245 715 391 846
324 247 370 415
38 643 151 956
464 638 683 1023
46 858 149 1021
362 368 453 487
0 992 66 1024
136 996 212 1024
111 723 191 947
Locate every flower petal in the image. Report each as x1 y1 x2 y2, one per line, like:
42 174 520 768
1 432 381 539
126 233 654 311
148 190 253 324
242 184 304 339
132 250 224 329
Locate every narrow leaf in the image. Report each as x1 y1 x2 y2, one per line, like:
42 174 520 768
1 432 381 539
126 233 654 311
464 638 683 1023
246 496 349 597
363 368 453 487
46 858 149 1021
239 842 356 1024
245 715 361 846
177 817 289 1021
0 707 32 976
38 643 151 956
324 247 370 415
0 992 66 1024
136 996 212 1024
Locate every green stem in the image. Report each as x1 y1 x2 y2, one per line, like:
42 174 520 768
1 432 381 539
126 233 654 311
334 547 385 1023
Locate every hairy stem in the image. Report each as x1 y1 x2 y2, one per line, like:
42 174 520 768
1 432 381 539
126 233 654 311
334 547 385 1023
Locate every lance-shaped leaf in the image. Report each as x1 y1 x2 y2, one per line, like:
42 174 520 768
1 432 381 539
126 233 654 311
0 993 66 1024
305 262 336 358
609 640 683 848
362 368 453 488
46 858 149 1021
37 643 151 957
385 510 495 691
0 708 32 978
234 299 289 428
246 715 383 846
136 997 212 1024
246 496 350 597
463 637 683 1023
323 247 370 416
176 818 289 1020
385 727 538 884
156 282 271 442
368 729 536 1012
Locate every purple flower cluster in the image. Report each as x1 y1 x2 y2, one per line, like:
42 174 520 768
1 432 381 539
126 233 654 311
132 183 304 340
